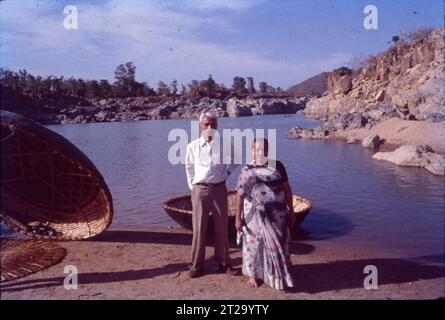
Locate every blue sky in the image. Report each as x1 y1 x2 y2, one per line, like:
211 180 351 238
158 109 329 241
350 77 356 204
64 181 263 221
0 0 443 88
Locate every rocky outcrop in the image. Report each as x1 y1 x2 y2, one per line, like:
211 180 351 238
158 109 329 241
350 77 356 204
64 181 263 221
226 98 253 117
361 134 384 150
327 67 353 95
302 28 445 122
19 96 308 125
372 145 445 175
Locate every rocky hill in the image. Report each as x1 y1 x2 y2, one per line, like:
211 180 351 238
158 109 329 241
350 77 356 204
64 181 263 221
287 72 330 97
301 28 445 122
288 28 445 176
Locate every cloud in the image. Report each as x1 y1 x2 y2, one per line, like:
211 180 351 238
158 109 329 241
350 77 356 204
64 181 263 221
0 0 352 88
162 0 265 11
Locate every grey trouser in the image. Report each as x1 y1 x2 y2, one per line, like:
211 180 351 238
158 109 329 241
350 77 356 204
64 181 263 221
191 183 230 270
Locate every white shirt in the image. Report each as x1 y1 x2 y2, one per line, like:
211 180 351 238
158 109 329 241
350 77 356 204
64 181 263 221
185 136 238 190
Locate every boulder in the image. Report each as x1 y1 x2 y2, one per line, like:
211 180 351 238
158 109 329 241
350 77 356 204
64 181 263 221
362 134 384 149
226 99 253 117
372 145 445 175
346 133 359 144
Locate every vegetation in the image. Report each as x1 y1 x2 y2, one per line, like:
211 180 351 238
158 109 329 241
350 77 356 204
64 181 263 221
0 62 283 104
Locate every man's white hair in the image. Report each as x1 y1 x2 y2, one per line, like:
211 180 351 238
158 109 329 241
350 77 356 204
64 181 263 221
199 110 218 123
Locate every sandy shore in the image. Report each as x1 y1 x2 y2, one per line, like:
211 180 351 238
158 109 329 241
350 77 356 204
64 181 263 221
335 118 445 153
1 226 443 300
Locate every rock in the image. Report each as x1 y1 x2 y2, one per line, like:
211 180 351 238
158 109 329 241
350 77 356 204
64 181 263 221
99 99 108 107
349 113 368 129
287 126 304 139
346 133 359 144
424 152 445 175
226 99 253 117
287 126 328 139
372 145 444 175
362 134 384 149
327 67 353 95
391 95 409 109
375 89 385 102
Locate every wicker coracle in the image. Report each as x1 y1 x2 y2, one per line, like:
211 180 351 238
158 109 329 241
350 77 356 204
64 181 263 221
163 189 312 236
0 239 67 282
0 110 113 240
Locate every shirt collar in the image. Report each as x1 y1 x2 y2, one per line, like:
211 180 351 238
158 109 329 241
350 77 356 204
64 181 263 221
199 135 208 147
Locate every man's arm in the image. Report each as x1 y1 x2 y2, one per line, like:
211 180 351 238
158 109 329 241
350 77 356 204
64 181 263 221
185 144 195 191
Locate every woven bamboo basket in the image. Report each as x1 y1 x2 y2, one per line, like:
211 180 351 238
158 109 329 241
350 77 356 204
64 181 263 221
0 239 67 282
0 110 113 240
163 189 312 236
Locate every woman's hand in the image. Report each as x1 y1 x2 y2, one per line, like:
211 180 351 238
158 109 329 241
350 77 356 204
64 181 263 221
288 211 297 228
235 216 243 232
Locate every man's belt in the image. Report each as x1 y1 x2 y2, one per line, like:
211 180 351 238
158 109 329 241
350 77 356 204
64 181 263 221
194 181 226 187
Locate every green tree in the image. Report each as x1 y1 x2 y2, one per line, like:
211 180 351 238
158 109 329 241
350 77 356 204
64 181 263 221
114 62 137 96
247 77 256 94
99 79 112 98
259 81 268 93
157 80 170 96
232 76 247 96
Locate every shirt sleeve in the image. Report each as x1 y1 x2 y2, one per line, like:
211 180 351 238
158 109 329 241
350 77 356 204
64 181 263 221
185 144 195 191
276 160 289 183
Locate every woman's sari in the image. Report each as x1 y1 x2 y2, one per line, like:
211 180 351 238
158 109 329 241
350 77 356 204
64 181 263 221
235 160 294 290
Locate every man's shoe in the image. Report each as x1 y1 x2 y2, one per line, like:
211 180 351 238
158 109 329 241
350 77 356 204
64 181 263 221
189 268 204 278
218 265 238 276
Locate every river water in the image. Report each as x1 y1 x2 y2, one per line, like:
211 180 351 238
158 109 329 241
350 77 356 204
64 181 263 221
5 114 442 261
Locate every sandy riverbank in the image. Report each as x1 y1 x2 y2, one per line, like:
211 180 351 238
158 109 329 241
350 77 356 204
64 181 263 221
1 226 443 300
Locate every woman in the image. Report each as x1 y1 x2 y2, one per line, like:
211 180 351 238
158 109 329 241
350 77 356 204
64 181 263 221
235 138 296 290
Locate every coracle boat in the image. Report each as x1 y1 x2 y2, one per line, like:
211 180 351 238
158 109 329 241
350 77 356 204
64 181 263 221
0 111 113 240
163 189 312 236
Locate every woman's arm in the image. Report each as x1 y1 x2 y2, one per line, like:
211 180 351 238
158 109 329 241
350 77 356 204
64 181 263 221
235 191 244 231
282 181 296 228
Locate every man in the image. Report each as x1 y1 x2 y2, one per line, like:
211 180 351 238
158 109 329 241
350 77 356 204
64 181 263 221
185 111 238 278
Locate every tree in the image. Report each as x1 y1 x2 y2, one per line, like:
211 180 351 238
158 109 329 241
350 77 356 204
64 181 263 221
157 80 170 96
99 79 112 98
187 80 200 98
199 74 217 97
170 79 178 96
247 77 255 94
180 84 187 95
259 81 268 93
86 80 100 98
231 76 247 96
114 62 137 96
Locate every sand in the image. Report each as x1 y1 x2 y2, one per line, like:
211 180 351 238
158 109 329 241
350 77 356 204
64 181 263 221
336 118 445 153
1 226 443 300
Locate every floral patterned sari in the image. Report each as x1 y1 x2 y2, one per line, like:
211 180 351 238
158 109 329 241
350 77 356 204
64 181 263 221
235 161 294 290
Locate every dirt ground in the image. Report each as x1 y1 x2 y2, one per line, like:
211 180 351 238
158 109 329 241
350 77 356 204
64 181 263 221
1 226 443 300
